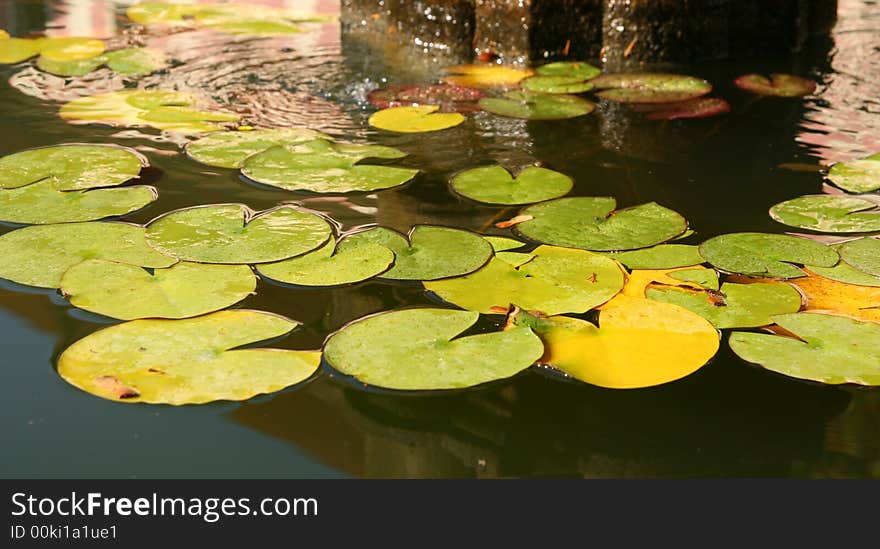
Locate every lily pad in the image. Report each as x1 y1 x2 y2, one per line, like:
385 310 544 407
827 152 880 193
787 271 880 323
36 54 105 76
839 237 880 277
769 195 880 233
39 37 104 61
0 37 41 63
338 226 492 281
0 144 144 191
256 236 394 287
536 61 601 80
700 232 838 279
241 139 418 193
808 263 880 287
734 73 816 97
367 84 484 113
589 73 712 103
613 266 718 301
145 204 332 265
186 128 331 169
442 64 534 89
669 268 720 291
0 179 157 224
479 91 595 120
61 260 256 320
729 313 880 385
641 98 731 120
520 61 601 94
57 310 321 404
208 19 304 35
516 197 688 251
608 244 704 269
0 222 175 288
425 245 625 315
485 236 525 252
508 296 719 389
60 90 239 133
450 165 572 205
646 282 802 328
368 105 465 133
105 47 167 75
127 2 213 25
323 308 544 390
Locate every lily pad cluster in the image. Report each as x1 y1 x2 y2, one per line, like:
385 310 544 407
126 2 331 35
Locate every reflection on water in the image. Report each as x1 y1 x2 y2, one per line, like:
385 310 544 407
0 0 878 478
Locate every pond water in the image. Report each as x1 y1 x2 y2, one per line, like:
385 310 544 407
1 0 878 478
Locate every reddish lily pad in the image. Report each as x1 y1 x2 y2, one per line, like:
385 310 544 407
734 73 817 97
590 73 712 103
367 84 484 113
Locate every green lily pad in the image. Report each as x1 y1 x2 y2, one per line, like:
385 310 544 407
809 262 880 287
729 313 880 386
145 204 332 265
647 282 803 329
699 232 839 279
669 267 720 290
484 236 525 252
127 2 204 25
36 54 105 76
0 179 157 224
0 38 42 64
515 197 688 251
323 308 544 391
521 76 595 94
479 91 595 120
0 144 144 191
769 195 880 233
186 128 330 169
338 225 493 281
734 73 816 97
57 310 321 404
535 61 601 80
450 165 572 205
61 260 256 320
105 47 167 75
590 73 712 103
0 222 175 288
839 237 880 277
425 245 625 315
827 152 880 193
60 90 239 133
608 244 704 269
256 236 394 287
241 139 418 193
209 19 304 35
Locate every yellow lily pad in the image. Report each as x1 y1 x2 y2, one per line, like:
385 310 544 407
442 64 534 89
787 271 880 322
368 105 464 133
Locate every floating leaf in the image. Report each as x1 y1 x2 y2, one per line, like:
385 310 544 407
729 313 880 385
516 197 688 251
105 47 167 75
479 91 595 120
208 19 304 35
734 73 817 97
484 236 525 252
0 222 175 288
145 204 332 265
323 308 544 390
256 236 394 287
616 266 718 299
787 271 880 322
450 165 572 205
60 90 239 133
608 244 704 269
769 195 880 233
61 260 256 320
39 37 105 61
700 232 838 279
827 152 880 193
0 37 41 63
520 61 601 94
338 226 492 281
0 144 144 191
58 310 320 404
647 282 802 328
36 54 105 77
590 73 712 103
241 139 417 193
0 179 157 224
442 64 533 89
535 61 601 80
808 263 880 287
839 237 880 278
186 128 331 169
0 30 9 40
127 2 209 25
641 97 731 120
508 297 719 389
367 84 484 113
425 245 624 315
669 267 720 291
368 105 464 133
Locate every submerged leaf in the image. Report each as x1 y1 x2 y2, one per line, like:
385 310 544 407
516 197 688 251
642 97 731 120
145 204 332 265
256 236 394 287
0 222 175 288
368 105 464 133
323 308 544 390
730 313 880 385
442 64 533 89
425 245 625 315
827 152 880 193
61 260 256 320
479 90 595 120
647 282 802 328
838 237 880 278
590 73 712 103
700 232 838 279
367 84 484 113
608 244 704 269
450 165 572 205
186 128 331 169
769 195 880 233
734 73 816 97
0 179 157 224
58 310 320 404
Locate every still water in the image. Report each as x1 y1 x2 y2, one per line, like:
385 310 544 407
1 0 878 478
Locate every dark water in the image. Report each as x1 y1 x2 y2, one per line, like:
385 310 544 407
1 0 878 478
